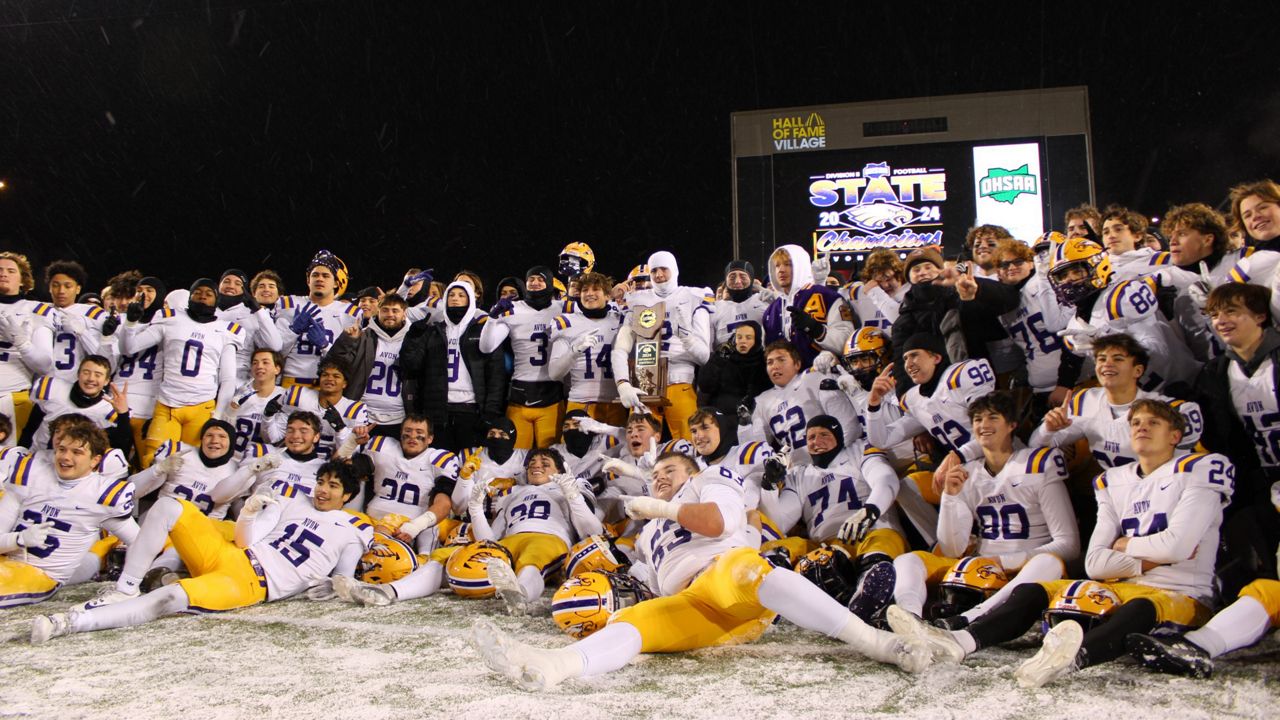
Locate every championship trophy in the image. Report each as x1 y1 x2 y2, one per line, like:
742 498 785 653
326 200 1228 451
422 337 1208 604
627 302 669 404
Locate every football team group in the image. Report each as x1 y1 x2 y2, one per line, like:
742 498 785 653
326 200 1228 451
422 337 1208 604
2 179 1279 692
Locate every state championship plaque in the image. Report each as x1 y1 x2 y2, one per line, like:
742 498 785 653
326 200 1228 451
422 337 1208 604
628 302 669 403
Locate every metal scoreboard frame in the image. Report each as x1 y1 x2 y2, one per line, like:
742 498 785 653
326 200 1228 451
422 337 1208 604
730 87 1094 274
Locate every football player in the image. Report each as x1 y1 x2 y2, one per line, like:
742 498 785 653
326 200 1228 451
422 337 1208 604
1224 179 1280 285
214 268 282 392
747 340 858 452
1030 333 1203 468
121 278 245 463
469 452 931 691
250 270 283 311
712 260 770 348
547 272 625 425
0 251 55 439
1065 204 1102 240
229 348 286 453
1100 205 1171 281
0 422 138 607
327 293 411 434
245 412 328 499
262 359 369 458
550 410 619 482
480 266 568 449
889 400 1233 688
44 260 115 383
359 415 460 552
820 329 915 471
840 248 904 338
114 276 167 465
892 392 1079 629
1048 235 1200 391
31 460 372 643
1155 203 1246 360
557 242 596 292
761 244 853 368
18 355 132 453
274 250 360 387
611 251 712 441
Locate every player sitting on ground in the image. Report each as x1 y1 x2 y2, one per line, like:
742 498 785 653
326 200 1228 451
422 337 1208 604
31 460 372 643
469 452 932 691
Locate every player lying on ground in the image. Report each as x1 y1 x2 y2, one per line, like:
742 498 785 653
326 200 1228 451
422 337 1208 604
30 460 372 643
887 399 1233 688
469 452 932 691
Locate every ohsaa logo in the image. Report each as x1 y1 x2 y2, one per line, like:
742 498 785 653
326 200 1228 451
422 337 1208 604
979 164 1038 204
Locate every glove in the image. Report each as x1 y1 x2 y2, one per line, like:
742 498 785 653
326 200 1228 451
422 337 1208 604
468 476 491 507
405 268 434 287
575 417 613 435
16 522 54 549
758 286 780 304
398 511 439 538
306 578 336 601
241 292 260 313
812 255 831 284
787 306 825 339
323 406 345 432
0 313 31 350
616 381 647 412
488 298 514 319
717 342 733 360
601 457 646 481
154 453 185 477
250 455 283 474
125 301 144 323
736 401 753 427
100 313 121 337
571 333 603 353
553 473 582 504
813 351 838 374
1058 323 1098 354
290 303 322 335
242 492 280 516
836 374 860 395
838 504 881 544
622 495 681 522
459 454 483 480
304 319 329 349
60 310 87 337
641 437 661 468
263 395 284 417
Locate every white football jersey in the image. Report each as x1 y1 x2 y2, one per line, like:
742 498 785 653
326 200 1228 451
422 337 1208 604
479 300 563 384
246 443 327 499
750 369 858 451
842 281 903 337
1109 248 1171 281
216 305 282 391
264 385 369 458
249 502 372 601
5 456 134 582
1001 273 1074 392
362 436 459 520
698 441 774 511
273 296 361 381
488 481 593 546
1228 356 1280 468
1159 248 1251 360
114 344 164 420
1067 279 1200 390
360 332 407 424
548 310 622 403
0 299 55 393
711 294 769 347
147 443 243 519
121 309 245 407
50 303 112 383
1090 453 1233 603
868 359 996 455
1227 248 1276 287
1029 388 1203 468
27 375 121 450
784 445 901 541
634 465 750 596
841 379 915 469
230 388 286 454
939 447 1079 568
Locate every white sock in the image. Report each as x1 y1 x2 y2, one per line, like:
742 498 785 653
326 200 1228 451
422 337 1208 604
892 553 927 617
962 553 1063 621
389 561 444 601
573 622 642 677
1185 595 1272 658
954 630 978 655
517 566 544 602
757 567 850 636
73 584 190 632
118 498 184 593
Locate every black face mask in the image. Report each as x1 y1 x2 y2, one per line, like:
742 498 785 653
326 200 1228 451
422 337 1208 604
485 434 516 464
187 302 217 323
216 294 240 311
563 428 591 457
727 285 753 302
198 445 234 468
580 304 608 320
446 305 468 324
811 445 842 469
524 287 553 310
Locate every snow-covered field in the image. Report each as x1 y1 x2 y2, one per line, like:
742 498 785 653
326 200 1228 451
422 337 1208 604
3 581 1277 720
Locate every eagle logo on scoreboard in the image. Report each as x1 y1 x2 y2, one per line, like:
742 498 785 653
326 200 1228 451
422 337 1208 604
809 162 947 253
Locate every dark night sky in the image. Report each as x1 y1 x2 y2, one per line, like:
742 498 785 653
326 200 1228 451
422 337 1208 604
2 1 1278 300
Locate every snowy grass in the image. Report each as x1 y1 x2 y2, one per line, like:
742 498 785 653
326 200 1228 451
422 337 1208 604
2 581 1277 720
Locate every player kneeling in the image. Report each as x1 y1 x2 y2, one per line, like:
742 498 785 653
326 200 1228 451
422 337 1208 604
470 452 932 691
31 461 373 643
891 392 1079 630
887 400 1231 688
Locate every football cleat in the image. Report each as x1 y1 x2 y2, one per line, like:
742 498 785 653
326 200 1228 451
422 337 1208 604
31 611 78 645
886 605 965 665
357 532 421 585
1016 619 1084 688
931 614 970 631
889 636 934 674
1125 633 1214 678
445 540 515 598
487 558 530 616
81 586 138 611
332 575 396 606
847 560 896 624
141 567 182 593
470 618 578 692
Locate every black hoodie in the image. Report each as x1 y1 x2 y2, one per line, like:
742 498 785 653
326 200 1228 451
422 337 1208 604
696 320 770 416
